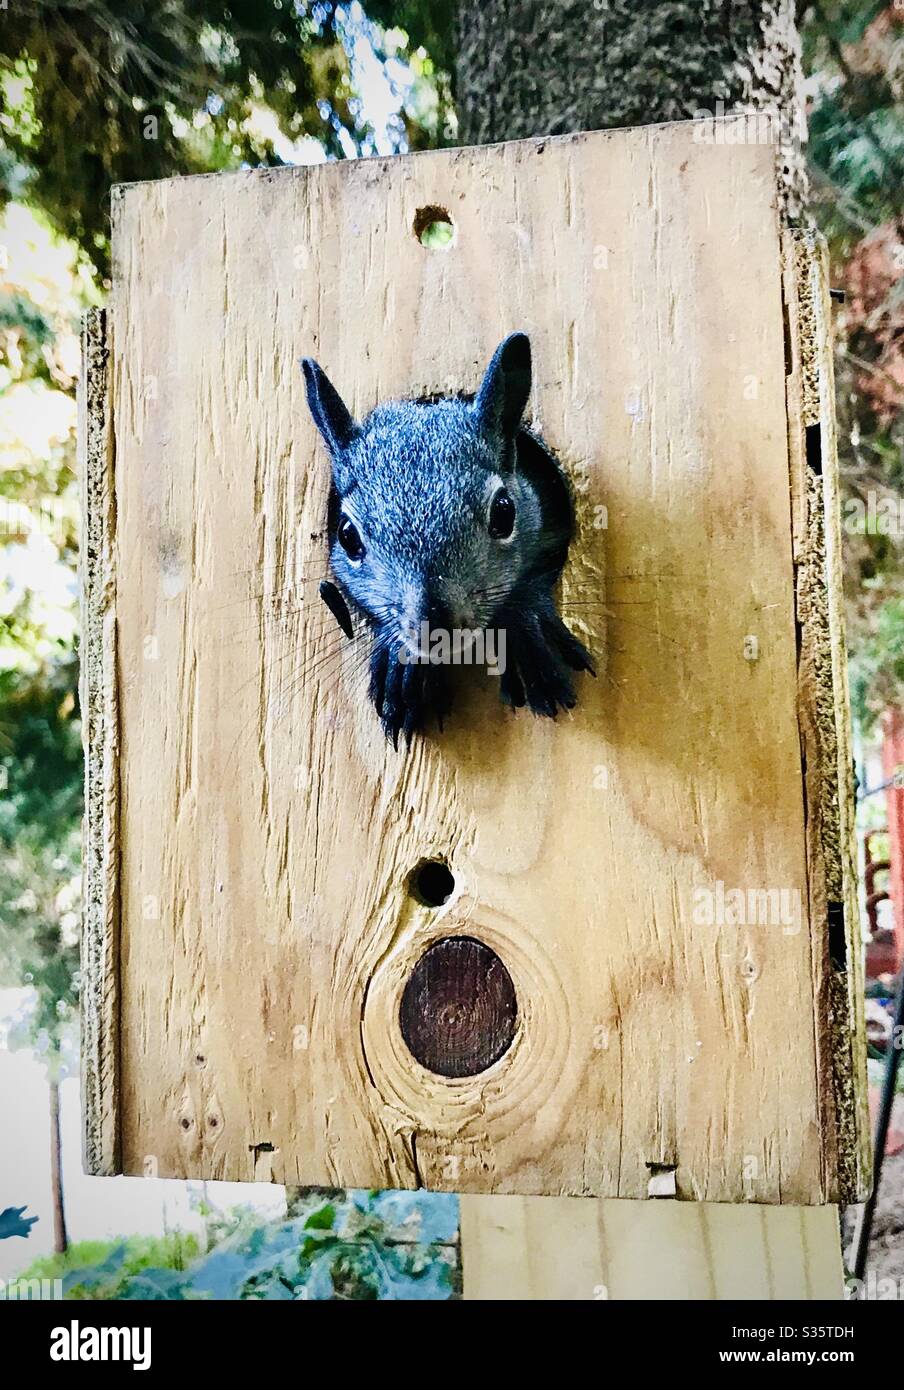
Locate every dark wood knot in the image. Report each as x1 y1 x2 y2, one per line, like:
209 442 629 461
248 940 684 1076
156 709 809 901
399 936 517 1078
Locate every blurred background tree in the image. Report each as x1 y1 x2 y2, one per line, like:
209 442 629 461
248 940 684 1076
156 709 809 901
802 2 904 728
0 0 901 1287
0 202 87 1254
0 0 453 280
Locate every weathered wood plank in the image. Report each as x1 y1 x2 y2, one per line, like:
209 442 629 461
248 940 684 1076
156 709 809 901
82 119 866 1200
460 1195 844 1300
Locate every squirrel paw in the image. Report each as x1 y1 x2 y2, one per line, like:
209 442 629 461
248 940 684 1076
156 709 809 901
371 648 452 747
500 611 592 719
540 610 596 676
520 659 578 719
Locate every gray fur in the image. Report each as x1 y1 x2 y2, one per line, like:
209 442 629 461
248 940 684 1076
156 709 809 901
302 333 594 744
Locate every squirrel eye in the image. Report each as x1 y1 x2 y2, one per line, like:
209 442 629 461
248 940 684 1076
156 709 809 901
488 487 516 541
337 514 366 561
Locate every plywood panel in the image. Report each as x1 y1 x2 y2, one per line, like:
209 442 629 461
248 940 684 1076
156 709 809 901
79 307 119 1177
84 120 866 1200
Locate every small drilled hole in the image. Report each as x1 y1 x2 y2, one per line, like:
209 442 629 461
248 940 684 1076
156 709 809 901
414 205 454 249
410 859 455 907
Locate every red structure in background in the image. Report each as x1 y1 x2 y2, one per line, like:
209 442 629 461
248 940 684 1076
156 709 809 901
864 830 895 977
880 707 904 976
860 715 904 1164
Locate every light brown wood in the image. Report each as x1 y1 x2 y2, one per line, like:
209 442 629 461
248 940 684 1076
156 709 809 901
83 119 867 1200
460 1195 844 1300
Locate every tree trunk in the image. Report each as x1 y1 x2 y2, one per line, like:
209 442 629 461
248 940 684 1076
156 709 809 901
455 0 807 215
49 1078 68 1255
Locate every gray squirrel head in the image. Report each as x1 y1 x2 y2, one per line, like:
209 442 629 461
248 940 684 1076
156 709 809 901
301 333 543 651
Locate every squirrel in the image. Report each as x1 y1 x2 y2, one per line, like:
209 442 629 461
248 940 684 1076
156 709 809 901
301 332 594 745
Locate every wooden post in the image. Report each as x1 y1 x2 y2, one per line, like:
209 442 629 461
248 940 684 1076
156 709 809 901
80 121 867 1238
459 1196 844 1300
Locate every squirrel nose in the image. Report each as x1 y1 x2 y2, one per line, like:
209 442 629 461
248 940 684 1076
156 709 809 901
398 588 453 660
401 582 450 632
433 577 474 631
425 597 452 630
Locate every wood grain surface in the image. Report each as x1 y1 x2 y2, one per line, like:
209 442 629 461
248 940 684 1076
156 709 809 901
459 1194 845 1299
82 118 867 1200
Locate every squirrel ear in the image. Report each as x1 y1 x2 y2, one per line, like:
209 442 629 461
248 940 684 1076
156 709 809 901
472 333 531 443
300 358 359 457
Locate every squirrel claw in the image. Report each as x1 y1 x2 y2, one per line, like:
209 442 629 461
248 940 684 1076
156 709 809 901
500 612 584 720
500 666 526 709
374 656 453 745
540 610 595 676
369 644 390 716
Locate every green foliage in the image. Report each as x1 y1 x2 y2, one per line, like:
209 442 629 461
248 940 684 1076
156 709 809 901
0 660 82 846
850 596 904 730
304 1201 337 1230
805 1 904 232
1 2 338 272
0 204 89 1063
20 1231 201 1297
418 215 454 248
16 1193 461 1301
0 657 81 1053
0 290 55 385
803 1 904 726
0 1 449 277
366 0 456 75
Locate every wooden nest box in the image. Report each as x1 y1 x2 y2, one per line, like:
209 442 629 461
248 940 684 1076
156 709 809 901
80 119 869 1204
